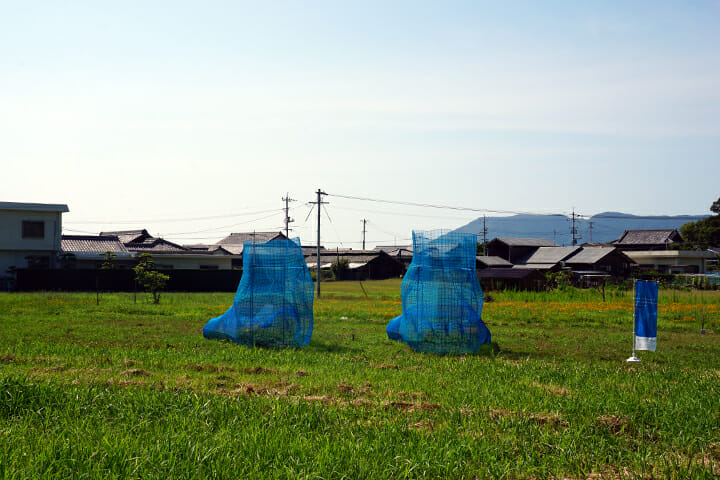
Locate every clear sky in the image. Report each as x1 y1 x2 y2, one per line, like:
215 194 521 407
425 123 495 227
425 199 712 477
2 1 719 248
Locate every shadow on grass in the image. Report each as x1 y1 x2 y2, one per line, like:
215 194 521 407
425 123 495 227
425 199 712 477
476 342 501 357
307 340 363 354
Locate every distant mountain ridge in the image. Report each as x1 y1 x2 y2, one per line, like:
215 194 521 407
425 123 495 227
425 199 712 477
454 212 709 246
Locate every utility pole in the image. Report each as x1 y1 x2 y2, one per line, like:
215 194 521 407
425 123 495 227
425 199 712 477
361 219 367 250
282 193 295 238
482 215 488 256
310 189 328 298
570 209 578 246
588 221 594 243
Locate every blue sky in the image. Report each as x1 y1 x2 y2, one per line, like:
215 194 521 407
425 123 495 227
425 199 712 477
2 1 718 247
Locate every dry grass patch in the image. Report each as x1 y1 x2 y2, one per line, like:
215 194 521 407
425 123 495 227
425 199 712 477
387 401 441 412
243 366 276 374
370 363 401 369
121 368 153 377
186 364 235 373
408 418 435 431
230 382 300 397
527 380 572 396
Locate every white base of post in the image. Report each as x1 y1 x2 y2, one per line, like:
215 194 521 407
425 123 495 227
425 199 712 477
626 355 641 363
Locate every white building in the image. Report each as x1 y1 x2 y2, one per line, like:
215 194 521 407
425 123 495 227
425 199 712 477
0 201 69 275
623 250 716 274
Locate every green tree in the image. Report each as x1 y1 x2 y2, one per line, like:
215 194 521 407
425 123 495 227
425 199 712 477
100 251 117 270
679 196 720 248
711 197 720 215
133 253 170 304
330 258 350 281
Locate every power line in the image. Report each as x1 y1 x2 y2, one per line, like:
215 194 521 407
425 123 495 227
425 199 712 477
328 192 570 216
329 203 476 221
65 207 284 225
163 211 284 236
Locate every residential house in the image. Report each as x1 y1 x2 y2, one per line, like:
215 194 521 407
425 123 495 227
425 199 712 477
305 249 404 280
476 256 513 269
477 268 546 291
376 245 413 268
216 231 289 268
486 238 558 263
60 235 134 269
100 229 235 270
513 246 581 272
623 250 716 274
0 201 69 275
611 229 683 251
563 246 634 277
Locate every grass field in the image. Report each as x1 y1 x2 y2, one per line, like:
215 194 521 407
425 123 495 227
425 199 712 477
1 280 719 479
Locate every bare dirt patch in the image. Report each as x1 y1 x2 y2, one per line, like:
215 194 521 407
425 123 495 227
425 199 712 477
243 366 276 375
121 368 153 377
186 364 235 373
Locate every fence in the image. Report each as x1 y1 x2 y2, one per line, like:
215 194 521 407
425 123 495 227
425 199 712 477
14 269 244 292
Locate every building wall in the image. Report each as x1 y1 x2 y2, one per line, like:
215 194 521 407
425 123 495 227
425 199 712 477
624 251 712 274
144 255 233 270
0 209 63 272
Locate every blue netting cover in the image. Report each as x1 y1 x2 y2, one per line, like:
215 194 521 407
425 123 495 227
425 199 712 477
387 230 491 354
203 237 314 348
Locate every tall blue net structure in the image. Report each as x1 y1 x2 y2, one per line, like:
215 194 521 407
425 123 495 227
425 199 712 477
387 230 491 354
203 238 314 348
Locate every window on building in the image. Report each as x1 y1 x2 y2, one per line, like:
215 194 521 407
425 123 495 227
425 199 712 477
22 221 45 239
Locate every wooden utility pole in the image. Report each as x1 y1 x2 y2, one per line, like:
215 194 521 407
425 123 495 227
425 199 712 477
282 193 295 238
361 219 367 250
310 189 327 298
482 215 488 256
570 209 579 246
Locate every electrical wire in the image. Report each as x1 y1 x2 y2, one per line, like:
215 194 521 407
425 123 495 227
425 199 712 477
329 203 476 221
322 205 345 248
328 192 569 216
164 211 284 236
65 208 284 225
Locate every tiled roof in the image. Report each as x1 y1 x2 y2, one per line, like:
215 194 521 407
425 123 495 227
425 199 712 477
100 229 151 244
125 238 188 254
494 238 558 247
478 268 543 279
184 244 233 255
513 263 557 270
522 246 580 264
376 245 413 253
614 229 681 245
216 232 287 245
476 256 513 267
382 247 414 257
61 235 129 253
565 247 618 264
307 254 381 264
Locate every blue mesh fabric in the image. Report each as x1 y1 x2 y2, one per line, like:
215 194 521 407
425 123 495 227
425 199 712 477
203 238 314 348
387 230 491 354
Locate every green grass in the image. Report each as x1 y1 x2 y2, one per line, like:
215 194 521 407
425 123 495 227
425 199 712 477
1 282 719 479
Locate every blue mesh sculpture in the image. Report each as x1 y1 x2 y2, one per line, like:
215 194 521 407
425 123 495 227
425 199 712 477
387 230 491 354
203 238 314 348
